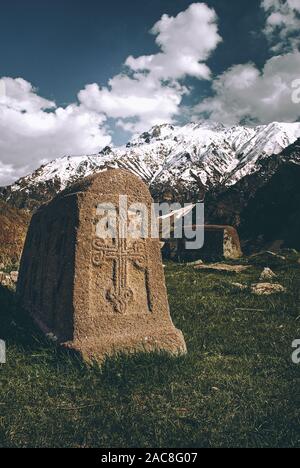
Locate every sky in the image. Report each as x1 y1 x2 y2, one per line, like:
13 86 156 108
0 0 299 185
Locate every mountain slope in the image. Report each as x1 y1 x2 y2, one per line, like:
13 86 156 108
1 121 300 210
204 139 300 250
240 140 300 250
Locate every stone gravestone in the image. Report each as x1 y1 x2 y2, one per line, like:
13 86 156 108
17 169 187 362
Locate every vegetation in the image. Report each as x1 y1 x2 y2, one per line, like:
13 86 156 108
0 256 299 448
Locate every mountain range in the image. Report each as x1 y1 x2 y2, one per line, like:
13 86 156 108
1 120 300 251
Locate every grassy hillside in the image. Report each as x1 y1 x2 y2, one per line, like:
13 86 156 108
0 259 299 448
0 201 30 267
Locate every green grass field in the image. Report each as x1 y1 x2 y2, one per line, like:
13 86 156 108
0 258 299 448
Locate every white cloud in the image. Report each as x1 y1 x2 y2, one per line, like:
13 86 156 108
262 0 300 51
0 3 222 185
78 75 187 135
125 2 221 81
193 52 300 124
78 2 221 134
0 77 111 186
193 1 300 126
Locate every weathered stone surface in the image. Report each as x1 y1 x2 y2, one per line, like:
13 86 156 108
17 169 187 362
251 283 286 296
0 200 30 267
0 270 19 287
0 272 12 287
222 226 243 259
260 268 277 281
10 271 19 283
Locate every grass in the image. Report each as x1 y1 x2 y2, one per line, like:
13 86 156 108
0 258 299 448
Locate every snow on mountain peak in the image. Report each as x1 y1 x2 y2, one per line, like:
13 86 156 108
7 121 300 200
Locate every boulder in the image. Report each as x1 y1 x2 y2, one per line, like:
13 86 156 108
251 283 286 296
260 268 277 281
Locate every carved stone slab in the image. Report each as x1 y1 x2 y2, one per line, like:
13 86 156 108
17 169 187 362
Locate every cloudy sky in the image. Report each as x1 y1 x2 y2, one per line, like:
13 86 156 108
0 0 299 185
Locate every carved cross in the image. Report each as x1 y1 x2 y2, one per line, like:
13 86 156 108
92 237 148 314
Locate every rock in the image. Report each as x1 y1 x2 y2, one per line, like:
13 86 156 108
17 169 187 363
0 272 13 287
195 263 250 273
46 332 58 343
223 226 243 259
10 271 19 283
260 268 277 281
251 283 286 296
0 200 30 267
0 270 19 287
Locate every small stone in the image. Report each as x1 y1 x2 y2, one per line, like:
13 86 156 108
0 272 13 287
10 271 19 283
260 267 277 281
46 332 58 343
251 283 286 296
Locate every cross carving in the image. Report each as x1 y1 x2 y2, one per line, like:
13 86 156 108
92 236 148 314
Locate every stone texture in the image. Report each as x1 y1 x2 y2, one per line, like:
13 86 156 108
10 271 19 283
222 226 243 259
251 283 286 296
0 272 13 288
260 267 277 281
0 270 19 288
0 200 30 267
17 169 187 362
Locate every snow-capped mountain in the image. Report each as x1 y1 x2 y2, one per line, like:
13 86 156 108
1 121 300 210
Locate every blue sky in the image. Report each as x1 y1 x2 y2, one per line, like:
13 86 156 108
0 1 267 114
0 0 299 184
